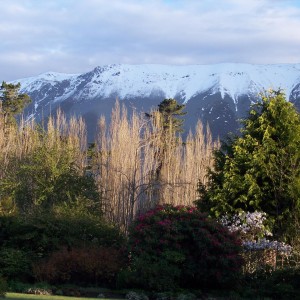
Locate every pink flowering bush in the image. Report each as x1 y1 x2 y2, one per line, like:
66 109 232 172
124 204 243 291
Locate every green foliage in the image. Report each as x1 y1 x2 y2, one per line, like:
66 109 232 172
197 90 300 239
0 82 31 126
0 132 100 215
124 204 243 291
0 214 125 253
146 98 186 134
242 267 300 299
6 281 32 293
157 98 186 133
0 248 31 281
0 214 125 282
0 276 7 298
121 253 181 291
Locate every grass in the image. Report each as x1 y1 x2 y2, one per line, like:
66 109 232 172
5 293 117 300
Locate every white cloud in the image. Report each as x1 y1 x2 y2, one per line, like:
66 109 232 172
1 0 300 81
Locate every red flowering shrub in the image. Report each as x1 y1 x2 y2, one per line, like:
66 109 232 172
126 204 243 291
33 246 126 286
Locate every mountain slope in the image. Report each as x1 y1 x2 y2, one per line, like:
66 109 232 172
13 63 300 140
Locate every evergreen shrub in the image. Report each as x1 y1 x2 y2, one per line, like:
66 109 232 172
0 248 31 281
0 276 7 298
124 204 243 291
243 267 300 299
0 214 126 283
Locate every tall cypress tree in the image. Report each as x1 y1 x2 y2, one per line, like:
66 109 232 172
197 90 300 239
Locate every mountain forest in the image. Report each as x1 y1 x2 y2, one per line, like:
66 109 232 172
0 82 300 299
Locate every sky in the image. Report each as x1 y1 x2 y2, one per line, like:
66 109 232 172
1 0 300 81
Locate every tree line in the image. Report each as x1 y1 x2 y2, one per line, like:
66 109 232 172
0 82 217 232
2 82 300 243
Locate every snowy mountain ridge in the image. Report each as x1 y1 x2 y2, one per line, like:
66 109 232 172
16 63 300 102
12 63 300 140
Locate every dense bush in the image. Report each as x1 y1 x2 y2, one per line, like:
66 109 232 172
0 248 31 281
123 204 243 291
0 214 125 283
0 214 124 253
33 246 126 286
0 276 7 298
242 267 300 299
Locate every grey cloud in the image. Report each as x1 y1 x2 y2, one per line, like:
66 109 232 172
1 0 300 81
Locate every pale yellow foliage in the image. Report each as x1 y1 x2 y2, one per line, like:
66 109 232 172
94 101 218 232
0 102 217 230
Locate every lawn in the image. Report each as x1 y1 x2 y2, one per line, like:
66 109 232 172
5 293 116 300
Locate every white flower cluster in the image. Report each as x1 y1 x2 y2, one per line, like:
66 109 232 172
220 211 272 239
243 238 292 254
220 211 292 254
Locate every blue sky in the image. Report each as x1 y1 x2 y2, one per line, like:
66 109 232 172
1 0 300 81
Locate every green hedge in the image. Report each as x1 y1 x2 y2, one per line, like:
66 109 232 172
0 214 126 283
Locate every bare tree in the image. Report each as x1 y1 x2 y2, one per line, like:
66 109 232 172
93 101 218 232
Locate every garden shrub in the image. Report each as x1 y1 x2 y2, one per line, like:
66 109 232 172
125 204 243 291
33 246 126 286
1 214 125 254
242 267 300 299
0 214 126 283
0 276 7 298
7 281 31 293
0 248 32 281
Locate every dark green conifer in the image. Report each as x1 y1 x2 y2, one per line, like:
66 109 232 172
197 90 300 239
157 98 186 133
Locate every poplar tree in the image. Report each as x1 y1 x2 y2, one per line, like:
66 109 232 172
146 99 187 202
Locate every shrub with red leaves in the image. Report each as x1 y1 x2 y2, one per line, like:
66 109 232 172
125 204 243 291
33 246 126 287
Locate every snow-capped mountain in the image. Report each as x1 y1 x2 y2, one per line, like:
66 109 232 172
14 63 300 140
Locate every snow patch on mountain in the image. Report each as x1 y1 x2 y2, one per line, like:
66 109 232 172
17 72 78 90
